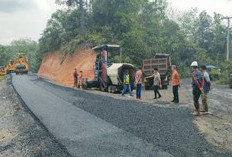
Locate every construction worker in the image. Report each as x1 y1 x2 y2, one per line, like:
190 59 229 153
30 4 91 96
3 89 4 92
191 61 204 116
73 68 78 88
79 70 83 88
121 70 133 97
152 68 162 99
200 65 211 115
135 68 143 100
171 65 180 104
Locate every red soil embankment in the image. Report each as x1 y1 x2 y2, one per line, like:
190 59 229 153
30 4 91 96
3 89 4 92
38 48 96 86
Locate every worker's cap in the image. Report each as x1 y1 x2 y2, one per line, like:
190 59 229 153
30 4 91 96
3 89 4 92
191 61 198 67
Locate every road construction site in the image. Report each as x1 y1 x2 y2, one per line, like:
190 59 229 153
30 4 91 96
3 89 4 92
0 44 231 157
9 73 232 157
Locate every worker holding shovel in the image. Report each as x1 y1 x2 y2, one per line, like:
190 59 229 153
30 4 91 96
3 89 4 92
191 61 204 116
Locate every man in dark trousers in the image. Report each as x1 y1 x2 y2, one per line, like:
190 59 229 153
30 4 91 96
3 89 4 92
73 68 78 88
151 68 162 99
171 65 180 104
191 61 204 116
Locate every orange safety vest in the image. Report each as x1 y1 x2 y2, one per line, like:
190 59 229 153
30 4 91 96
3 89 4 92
172 70 180 86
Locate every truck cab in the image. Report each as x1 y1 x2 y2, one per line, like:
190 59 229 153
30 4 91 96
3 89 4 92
143 54 171 90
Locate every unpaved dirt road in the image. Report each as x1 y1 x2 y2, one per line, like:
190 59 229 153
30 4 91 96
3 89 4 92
12 74 232 157
182 79 232 152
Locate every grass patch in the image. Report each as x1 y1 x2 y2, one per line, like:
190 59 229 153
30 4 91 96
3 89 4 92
0 76 5 82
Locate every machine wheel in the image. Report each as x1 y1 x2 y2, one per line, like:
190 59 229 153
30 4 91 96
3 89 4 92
100 82 107 92
108 86 112 93
82 82 88 89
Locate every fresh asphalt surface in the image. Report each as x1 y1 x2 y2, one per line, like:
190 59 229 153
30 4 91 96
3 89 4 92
12 74 232 157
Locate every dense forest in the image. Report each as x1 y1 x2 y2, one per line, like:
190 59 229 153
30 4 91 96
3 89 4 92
39 0 232 77
0 0 231 79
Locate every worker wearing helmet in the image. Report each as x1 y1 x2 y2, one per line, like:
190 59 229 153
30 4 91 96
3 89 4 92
191 61 204 116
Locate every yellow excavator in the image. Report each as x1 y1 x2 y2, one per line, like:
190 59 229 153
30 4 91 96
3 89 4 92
6 60 16 74
14 53 29 75
0 66 6 76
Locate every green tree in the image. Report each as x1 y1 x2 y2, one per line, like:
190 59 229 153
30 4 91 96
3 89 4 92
0 39 39 72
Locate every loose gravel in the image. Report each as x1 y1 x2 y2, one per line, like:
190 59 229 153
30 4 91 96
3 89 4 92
29 75 232 157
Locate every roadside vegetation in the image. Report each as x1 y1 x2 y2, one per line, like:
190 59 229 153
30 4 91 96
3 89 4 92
38 0 231 78
0 76 5 82
218 60 232 84
0 39 40 73
0 0 231 80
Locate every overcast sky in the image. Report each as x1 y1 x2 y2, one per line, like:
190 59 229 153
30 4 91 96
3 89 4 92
0 0 232 45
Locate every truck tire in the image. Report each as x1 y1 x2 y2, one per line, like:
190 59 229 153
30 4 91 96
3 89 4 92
82 82 88 89
100 82 108 92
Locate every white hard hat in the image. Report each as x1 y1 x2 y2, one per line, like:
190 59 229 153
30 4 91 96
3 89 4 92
191 61 198 67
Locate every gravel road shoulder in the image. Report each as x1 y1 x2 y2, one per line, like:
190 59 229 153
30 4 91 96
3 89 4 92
0 79 70 157
77 79 232 154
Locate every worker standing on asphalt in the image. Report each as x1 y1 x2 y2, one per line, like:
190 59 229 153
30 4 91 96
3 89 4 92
191 61 204 116
152 68 162 99
73 68 78 88
135 68 143 100
200 65 211 115
121 70 133 97
171 65 180 104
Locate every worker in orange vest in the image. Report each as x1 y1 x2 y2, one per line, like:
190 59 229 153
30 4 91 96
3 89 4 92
171 65 180 104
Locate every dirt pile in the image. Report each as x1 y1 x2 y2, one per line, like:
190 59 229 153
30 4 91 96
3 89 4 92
38 48 96 86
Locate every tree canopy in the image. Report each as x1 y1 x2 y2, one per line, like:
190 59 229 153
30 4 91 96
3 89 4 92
24 1 232 76
0 39 40 72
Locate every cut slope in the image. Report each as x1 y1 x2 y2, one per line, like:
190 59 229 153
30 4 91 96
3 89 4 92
38 48 96 86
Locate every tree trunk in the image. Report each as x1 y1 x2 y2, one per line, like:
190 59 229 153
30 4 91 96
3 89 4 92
79 0 85 38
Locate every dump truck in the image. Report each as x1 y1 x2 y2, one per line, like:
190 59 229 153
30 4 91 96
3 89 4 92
0 66 6 76
206 65 221 81
143 54 171 90
82 44 136 93
6 60 16 74
15 54 29 75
